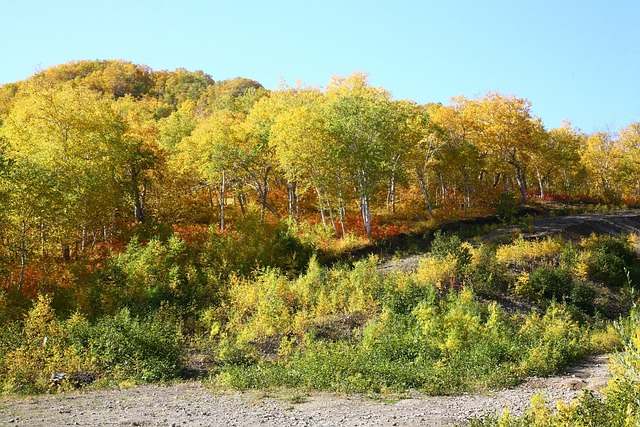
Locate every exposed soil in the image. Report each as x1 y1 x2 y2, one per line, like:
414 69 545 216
482 209 640 245
0 355 611 427
379 209 640 274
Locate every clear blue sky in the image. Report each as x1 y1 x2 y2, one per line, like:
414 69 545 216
2 0 639 134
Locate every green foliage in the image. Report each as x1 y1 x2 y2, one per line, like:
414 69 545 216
469 243 510 297
493 192 518 222
0 296 184 394
210 261 597 394
468 305 640 427
80 307 184 383
585 235 637 286
528 267 574 301
203 213 313 277
604 306 640 421
107 235 213 316
430 230 472 268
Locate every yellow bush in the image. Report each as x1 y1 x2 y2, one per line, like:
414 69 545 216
510 271 540 300
495 237 563 266
2 295 85 394
414 254 459 291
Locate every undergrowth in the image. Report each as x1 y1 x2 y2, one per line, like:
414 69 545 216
0 228 637 397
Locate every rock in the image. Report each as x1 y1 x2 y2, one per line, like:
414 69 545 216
50 371 98 388
585 378 609 392
559 378 586 390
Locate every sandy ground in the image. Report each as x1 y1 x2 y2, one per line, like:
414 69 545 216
0 355 610 427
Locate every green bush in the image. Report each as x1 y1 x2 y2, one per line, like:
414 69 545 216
466 307 640 427
470 243 509 297
588 250 628 286
492 192 518 222
569 281 597 314
212 268 596 395
106 235 214 316
203 213 313 278
83 308 185 382
430 231 472 269
528 267 574 301
585 235 637 286
0 296 185 394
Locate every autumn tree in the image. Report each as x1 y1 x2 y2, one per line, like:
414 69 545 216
0 77 127 262
324 72 407 236
269 91 346 229
42 59 155 99
581 131 622 201
176 109 246 230
464 93 541 204
418 101 484 215
531 121 583 198
618 123 640 199
152 68 214 109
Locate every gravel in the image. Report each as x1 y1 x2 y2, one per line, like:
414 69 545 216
0 355 610 427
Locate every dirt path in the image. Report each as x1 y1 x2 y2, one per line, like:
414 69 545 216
0 356 610 427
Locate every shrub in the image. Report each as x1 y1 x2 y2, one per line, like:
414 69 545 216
585 235 637 286
493 192 518 222
467 307 640 427
569 281 597 313
0 295 87 394
430 231 472 270
106 235 213 316
528 267 574 302
517 302 586 377
82 307 184 383
495 236 564 267
203 212 313 278
604 307 640 420
587 250 628 286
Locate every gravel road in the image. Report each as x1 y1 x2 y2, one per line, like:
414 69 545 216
0 355 610 427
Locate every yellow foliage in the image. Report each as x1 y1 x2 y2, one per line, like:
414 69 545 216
495 237 563 265
2 295 86 393
590 324 622 353
414 254 458 290
511 271 538 299
572 259 590 281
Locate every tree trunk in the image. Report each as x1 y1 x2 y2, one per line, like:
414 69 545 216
81 227 87 252
19 220 27 293
338 197 346 237
514 164 528 204
361 194 372 237
220 171 226 231
437 172 447 205
287 181 297 219
387 154 400 214
417 173 433 218
387 174 397 214
315 187 327 226
131 167 144 223
536 166 545 199
237 192 246 216
325 194 338 236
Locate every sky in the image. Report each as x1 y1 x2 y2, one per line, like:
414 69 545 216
2 0 640 134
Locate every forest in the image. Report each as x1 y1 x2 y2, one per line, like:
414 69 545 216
1 60 640 425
